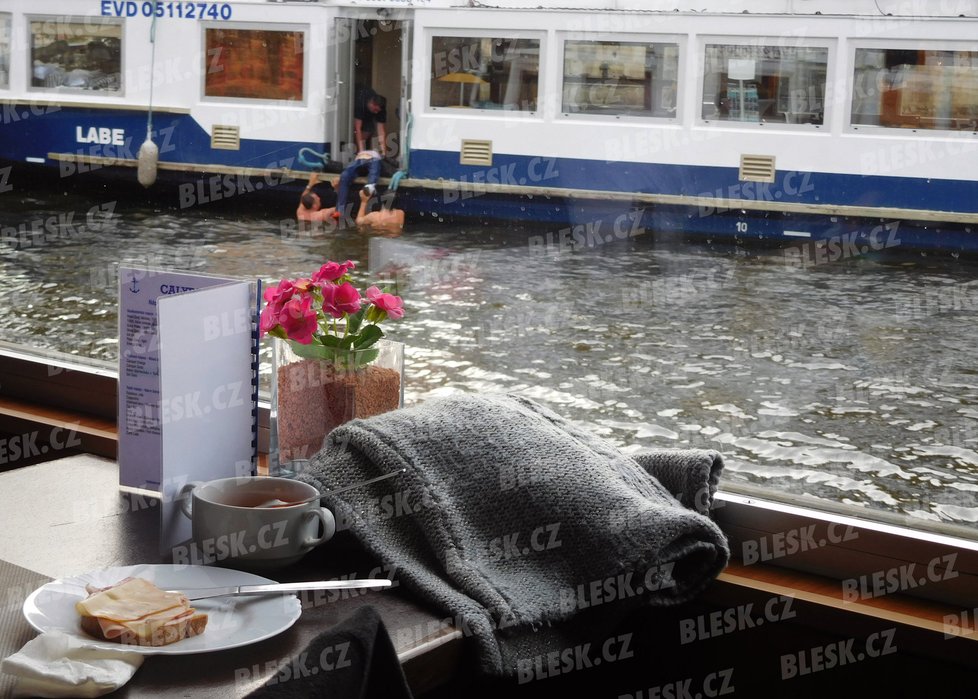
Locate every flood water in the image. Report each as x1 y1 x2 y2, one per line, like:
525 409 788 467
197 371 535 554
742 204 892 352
3 188 978 535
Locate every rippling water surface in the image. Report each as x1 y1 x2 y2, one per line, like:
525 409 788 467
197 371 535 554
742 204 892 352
3 191 978 532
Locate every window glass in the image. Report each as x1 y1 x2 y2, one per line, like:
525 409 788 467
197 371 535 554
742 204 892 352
6 18 978 548
702 43 827 124
562 40 679 117
429 36 539 111
0 14 10 89
852 48 978 131
204 28 304 101
29 17 121 92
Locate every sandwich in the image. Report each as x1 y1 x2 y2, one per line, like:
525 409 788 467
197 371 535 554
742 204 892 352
75 577 208 647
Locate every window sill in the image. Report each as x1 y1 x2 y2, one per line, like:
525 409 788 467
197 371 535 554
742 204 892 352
713 491 978 611
1 349 975 617
716 559 976 641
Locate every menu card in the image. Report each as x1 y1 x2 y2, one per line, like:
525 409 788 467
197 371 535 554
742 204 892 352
156 279 260 554
118 266 262 554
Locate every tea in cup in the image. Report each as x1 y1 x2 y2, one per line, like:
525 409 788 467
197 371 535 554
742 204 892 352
177 476 334 570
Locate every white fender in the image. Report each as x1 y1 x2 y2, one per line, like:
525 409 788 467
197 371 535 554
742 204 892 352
137 138 159 187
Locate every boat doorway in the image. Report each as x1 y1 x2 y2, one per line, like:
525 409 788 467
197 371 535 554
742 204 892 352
329 16 409 170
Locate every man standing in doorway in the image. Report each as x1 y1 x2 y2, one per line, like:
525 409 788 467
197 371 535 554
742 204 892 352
354 86 388 157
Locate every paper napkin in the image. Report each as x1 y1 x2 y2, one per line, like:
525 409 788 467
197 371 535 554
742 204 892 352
1 631 144 698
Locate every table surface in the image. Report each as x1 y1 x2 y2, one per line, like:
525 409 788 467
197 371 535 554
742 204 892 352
0 454 462 698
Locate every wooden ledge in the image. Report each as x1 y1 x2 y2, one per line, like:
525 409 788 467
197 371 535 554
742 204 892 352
0 396 117 440
715 559 976 641
399 626 464 696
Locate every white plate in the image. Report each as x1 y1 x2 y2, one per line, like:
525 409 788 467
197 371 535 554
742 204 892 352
22 564 302 655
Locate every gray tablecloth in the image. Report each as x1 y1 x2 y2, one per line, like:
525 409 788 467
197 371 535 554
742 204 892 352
0 561 50 698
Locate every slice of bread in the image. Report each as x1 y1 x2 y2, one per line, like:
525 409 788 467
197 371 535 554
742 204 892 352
79 607 208 647
76 577 208 647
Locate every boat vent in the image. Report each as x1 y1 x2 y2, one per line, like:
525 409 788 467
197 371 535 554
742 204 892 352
211 125 240 151
739 154 776 183
460 139 492 166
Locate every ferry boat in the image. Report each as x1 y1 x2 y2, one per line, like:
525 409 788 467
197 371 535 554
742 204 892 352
3 0 978 252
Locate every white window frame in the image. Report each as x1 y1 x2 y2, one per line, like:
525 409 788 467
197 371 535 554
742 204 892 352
0 13 11 91
424 29 546 118
697 35 836 130
25 14 125 97
846 39 978 135
556 31 684 125
199 22 309 107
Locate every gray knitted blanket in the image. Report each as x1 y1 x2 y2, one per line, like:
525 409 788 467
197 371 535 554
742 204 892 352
298 394 729 676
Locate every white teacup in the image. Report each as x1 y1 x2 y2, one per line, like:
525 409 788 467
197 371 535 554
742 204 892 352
178 477 335 570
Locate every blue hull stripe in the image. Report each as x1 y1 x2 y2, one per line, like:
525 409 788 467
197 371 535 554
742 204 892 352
3 106 328 171
407 149 978 216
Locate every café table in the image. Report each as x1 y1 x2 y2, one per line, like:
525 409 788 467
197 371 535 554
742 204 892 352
0 454 463 698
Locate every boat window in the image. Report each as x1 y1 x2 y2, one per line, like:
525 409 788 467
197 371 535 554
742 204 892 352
852 48 978 132
0 14 9 89
204 28 304 102
562 40 679 118
701 44 827 125
28 17 122 93
429 36 539 111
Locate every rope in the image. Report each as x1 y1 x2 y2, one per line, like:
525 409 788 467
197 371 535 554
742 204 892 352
389 109 412 191
146 4 158 141
298 147 329 169
137 4 161 187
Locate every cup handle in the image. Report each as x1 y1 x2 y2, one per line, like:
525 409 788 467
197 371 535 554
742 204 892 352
178 481 203 520
301 507 336 548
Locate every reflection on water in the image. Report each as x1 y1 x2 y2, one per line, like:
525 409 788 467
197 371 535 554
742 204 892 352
3 192 978 531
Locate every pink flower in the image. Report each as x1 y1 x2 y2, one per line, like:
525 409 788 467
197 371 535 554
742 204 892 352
292 277 316 294
262 281 293 308
259 305 279 337
262 261 404 354
259 282 296 337
312 260 356 284
278 295 318 344
321 282 362 319
366 286 404 320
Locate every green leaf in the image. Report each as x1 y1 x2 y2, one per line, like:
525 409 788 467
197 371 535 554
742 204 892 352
283 339 384 370
354 348 380 367
346 308 365 335
353 324 383 349
365 305 386 324
317 334 341 348
289 342 335 360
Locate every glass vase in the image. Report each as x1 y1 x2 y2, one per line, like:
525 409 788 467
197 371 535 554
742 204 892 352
270 338 404 476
